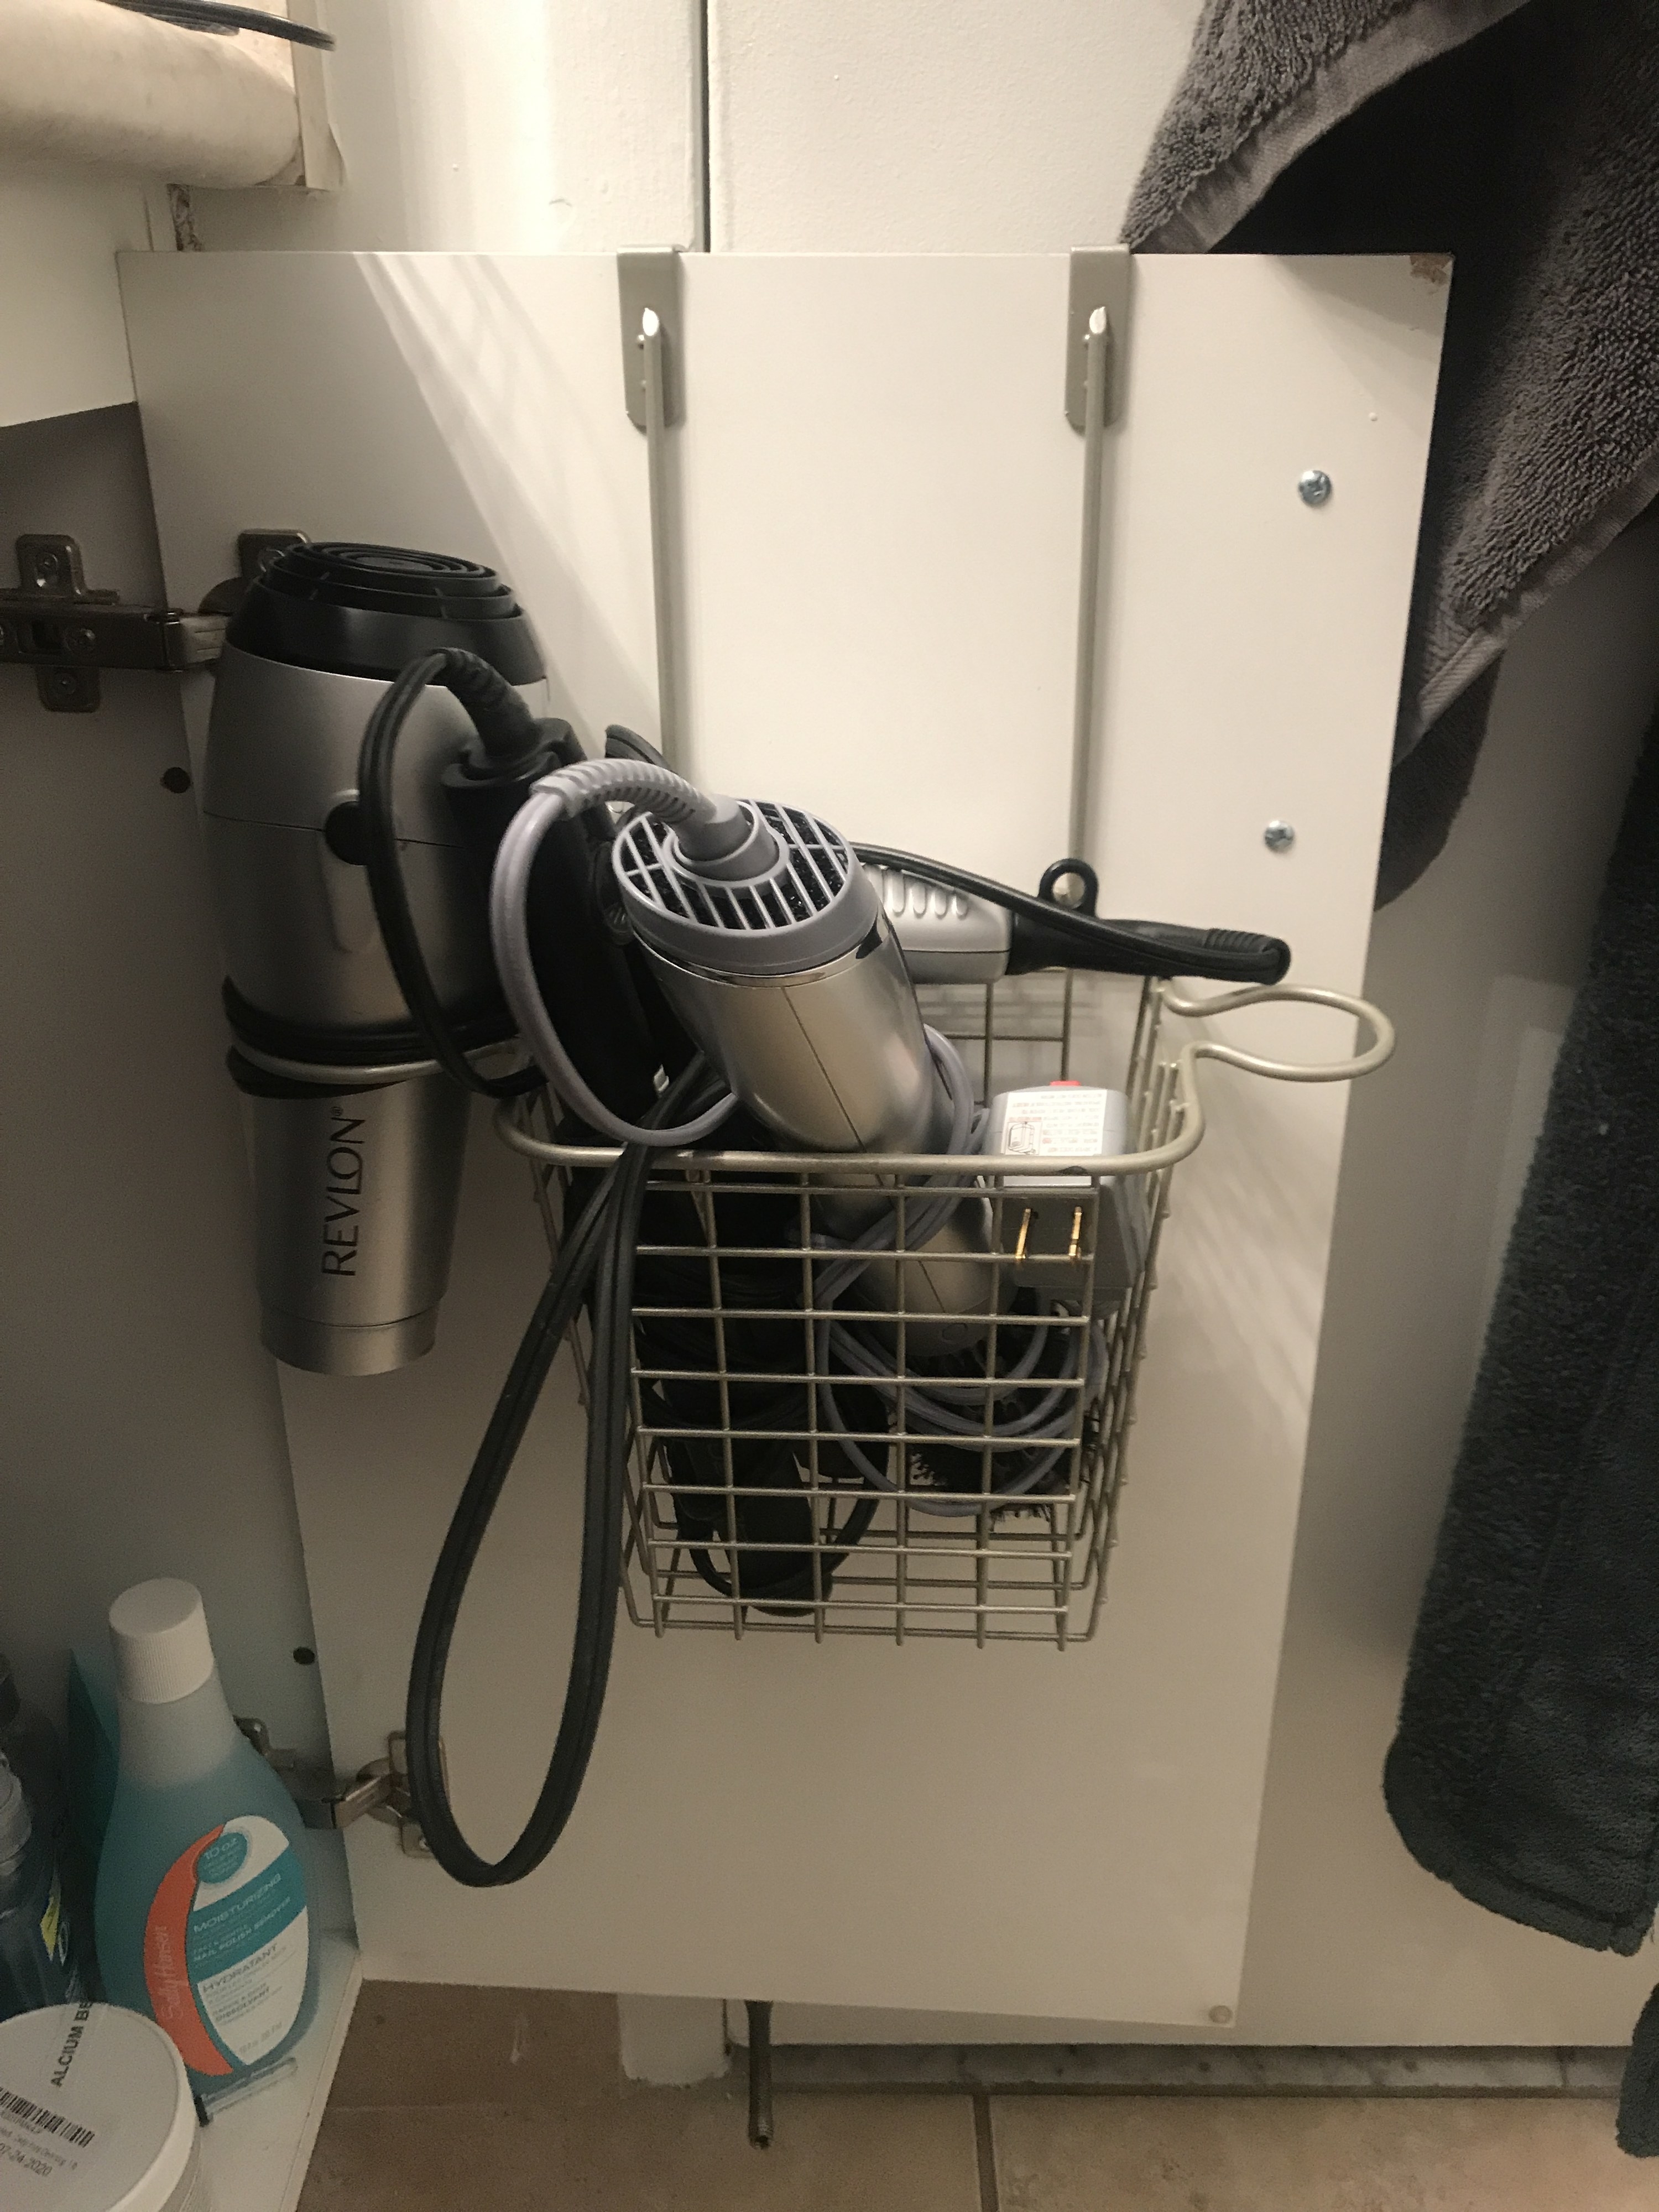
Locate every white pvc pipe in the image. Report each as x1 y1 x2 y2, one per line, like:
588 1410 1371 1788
0 0 300 188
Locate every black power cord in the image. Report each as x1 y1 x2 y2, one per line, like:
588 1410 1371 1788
351 648 720 1880
356 649 545 1100
349 648 738 1881
404 1060 717 1885
101 0 335 44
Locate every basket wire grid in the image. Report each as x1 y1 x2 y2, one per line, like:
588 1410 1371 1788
501 969 1390 1650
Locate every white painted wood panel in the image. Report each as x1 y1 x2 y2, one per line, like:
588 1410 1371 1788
0 165 163 426
119 250 1443 2023
201 1934 361 2212
0 401 330 1769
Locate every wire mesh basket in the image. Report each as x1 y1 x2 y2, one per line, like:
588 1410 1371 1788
499 970 1390 1648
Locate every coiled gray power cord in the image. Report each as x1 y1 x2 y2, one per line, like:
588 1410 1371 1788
806 1033 1105 1515
491 760 746 1146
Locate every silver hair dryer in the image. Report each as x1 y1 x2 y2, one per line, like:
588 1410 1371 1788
492 761 994 1350
201 544 547 1375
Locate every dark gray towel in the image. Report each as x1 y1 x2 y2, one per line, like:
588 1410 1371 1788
1385 717 1659 2153
1124 0 1659 902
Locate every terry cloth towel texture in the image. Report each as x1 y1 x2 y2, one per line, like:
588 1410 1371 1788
1384 717 1659 2155
1124 0 1659 904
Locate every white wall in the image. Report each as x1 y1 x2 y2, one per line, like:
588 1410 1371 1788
190 0 1199 258
0 163 165 426
192 0 702 253
708 0 1202 249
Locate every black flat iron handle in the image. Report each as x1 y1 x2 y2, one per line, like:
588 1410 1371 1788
1024 859 1290 984
1019 915 1291 985
856 844 1292 987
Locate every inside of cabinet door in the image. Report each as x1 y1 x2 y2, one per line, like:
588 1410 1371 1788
120 249 1445 2024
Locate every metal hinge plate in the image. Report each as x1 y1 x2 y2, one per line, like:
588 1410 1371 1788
1065 247 1133 430
618 247 684 428
0 535 226 711
237 1720 436 1859
199 530 309 618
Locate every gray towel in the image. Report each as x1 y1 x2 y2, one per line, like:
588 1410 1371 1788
1125 0 1659 901
1385 715 1659 2154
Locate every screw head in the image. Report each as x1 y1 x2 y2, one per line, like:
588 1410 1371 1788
1208 2005 1234 2027
1298 468 1332 506
1264 820 1296 853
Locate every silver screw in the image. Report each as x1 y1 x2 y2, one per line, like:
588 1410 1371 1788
1264 820 1295 853
1298 468 1332 506
1208 2006 1234 2027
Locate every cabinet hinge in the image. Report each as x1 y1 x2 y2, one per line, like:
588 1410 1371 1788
236 1719 437 1859
0 536 226 712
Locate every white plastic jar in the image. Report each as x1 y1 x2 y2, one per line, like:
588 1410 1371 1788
0 2001 207 2211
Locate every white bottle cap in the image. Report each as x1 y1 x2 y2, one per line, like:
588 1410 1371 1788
109 1580 216 1707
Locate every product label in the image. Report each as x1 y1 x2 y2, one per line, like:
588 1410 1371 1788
320 1107 367 1278
38 1874 62 1967
0 2005 117 2199
1000 1086 1113 1160
144 1815 309 2078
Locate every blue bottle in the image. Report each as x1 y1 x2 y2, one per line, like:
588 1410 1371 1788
0 1756 83 2018
95 1580 316 2094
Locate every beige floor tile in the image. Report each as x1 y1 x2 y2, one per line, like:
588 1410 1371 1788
327 1983 620 2110
991 2094 1659 2211
298 2088 982 2212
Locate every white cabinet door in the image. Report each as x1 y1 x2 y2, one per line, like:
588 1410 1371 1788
121 250 1444 2025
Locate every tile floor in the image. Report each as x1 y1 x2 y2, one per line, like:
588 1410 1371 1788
297 1985 1659 2210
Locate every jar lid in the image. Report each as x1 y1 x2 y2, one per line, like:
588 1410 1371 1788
0 2002 201 2212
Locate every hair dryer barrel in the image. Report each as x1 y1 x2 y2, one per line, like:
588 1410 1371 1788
611 802 998 1352
642 920 952 1160
247 1071 470 1375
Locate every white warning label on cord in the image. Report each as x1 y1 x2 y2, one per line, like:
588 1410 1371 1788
999 1087 1115 1159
